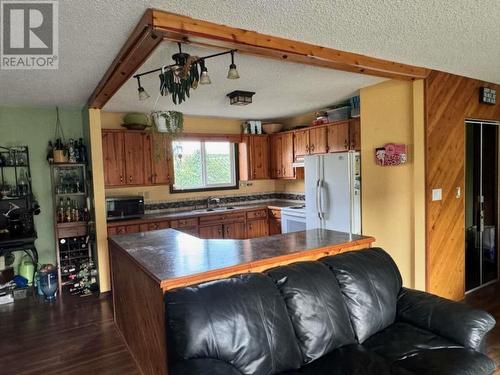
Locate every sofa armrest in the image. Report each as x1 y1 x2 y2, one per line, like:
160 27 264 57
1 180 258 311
396 288 495 351
170 359 244 375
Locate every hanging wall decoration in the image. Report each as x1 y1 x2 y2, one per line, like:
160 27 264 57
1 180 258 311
375 143 407 166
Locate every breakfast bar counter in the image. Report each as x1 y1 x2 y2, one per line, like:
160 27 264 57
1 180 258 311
108 229 375 375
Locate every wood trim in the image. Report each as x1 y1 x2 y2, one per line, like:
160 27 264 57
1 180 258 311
88 10 162 109
88 9 429 109
152 10 429 81
176 132 242 142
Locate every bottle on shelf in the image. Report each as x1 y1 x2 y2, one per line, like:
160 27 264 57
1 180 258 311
65 198 72 223
47 141 54 163
78 138 87 164
57 198 65 223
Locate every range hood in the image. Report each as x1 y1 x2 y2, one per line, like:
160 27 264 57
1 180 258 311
292 156 305 168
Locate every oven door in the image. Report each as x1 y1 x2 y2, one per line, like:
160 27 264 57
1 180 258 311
281 212 306 233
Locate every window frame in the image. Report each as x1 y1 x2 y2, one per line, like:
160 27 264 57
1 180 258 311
170 140 239 193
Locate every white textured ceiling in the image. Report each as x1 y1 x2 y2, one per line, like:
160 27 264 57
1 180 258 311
0 0 499 109
103 43 385 119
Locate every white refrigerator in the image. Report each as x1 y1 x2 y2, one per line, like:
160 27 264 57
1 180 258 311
305 151 361 234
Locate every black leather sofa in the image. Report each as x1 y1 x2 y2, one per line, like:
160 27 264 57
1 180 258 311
165 248 496 374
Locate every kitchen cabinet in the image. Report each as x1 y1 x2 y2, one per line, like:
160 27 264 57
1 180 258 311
239 135 270 180
294 127 327 156
151 134 173 185
268 209 282 235
108 224 140 236
102 131 126 186
224 222 247 239
349 118 361 151
199 224 224 239
309 126 328 154
294 129 309 157
327 121 350 153
270 133 295 179
102 130 151 187
246 218 269 238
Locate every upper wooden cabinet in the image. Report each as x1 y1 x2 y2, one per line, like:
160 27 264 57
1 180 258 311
102 130 172 188
327 120 350 153
293 127 328 156
270 132 295 179
349 118 361 151
239 135 270 180
102 131 126 186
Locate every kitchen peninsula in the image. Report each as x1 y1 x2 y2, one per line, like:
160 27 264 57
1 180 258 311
108 228 375 375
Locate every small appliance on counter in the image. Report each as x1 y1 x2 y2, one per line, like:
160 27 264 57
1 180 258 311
106 196 145 221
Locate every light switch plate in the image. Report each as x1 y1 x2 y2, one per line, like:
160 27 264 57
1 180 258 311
432 188 442 201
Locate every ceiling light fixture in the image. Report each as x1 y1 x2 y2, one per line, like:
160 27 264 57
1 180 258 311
133 43 239 105
227 90 255 106
136 77 150 101
199 60 211 85
227 51 240 79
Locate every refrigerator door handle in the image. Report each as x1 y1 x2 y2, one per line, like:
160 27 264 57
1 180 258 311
316 179 322 220
319 179 325 221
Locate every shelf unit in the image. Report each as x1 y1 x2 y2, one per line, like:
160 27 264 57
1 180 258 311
49 163 98 295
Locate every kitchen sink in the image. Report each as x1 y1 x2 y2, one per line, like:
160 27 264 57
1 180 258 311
193 206 236 213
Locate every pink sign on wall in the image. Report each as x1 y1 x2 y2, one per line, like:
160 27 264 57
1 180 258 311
375 143 407 166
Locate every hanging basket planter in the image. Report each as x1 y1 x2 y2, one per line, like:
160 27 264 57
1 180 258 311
151 111 184 135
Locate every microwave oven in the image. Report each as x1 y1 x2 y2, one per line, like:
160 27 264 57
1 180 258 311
106 196 145 221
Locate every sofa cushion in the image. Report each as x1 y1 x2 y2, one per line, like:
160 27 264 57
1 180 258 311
363 322 460 361
266 262 356 363
393 347 496 375
165 273 302 375
296 344 412 375
321 248 403 342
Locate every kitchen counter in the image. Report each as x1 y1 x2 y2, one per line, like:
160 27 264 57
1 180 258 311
108 228 374 375
107 200 299 225
110 228 372 288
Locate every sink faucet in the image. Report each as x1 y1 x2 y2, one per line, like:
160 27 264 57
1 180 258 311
207 197 221 209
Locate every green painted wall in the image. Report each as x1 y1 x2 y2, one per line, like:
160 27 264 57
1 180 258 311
0 106 84 265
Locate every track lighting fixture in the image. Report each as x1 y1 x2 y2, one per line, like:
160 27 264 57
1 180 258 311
199 60 211 85
227 51 240 79
136 77 150 101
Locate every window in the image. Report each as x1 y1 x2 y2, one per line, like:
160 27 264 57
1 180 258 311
171 140 237 192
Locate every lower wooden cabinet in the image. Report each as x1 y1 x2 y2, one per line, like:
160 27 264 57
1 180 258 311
268 209 282 235
247 219 269 238
199 224 224 239
225 221 246 239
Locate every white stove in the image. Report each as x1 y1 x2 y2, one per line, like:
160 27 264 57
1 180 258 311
281 205 307 233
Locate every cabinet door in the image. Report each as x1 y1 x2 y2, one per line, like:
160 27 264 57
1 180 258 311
102 132 125 186
349 118 361 151
143 133 154 185
125 224 140 234
224 222 246 239
124 132 146 185
199 224 224 239
294 130 309 156
246 219 269 238
270 135 282 179
309 127 328 154
250 136 270 179
281 132 295 178
268 217 282 235
152 135 172 185
327 122 350 153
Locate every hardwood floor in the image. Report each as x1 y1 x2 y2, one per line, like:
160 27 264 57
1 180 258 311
0 293 139 375
0 285 499 375
465 282 500 373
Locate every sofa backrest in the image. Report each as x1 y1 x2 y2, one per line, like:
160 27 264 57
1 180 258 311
321 248 403 343
266 261 356 364
165 273 302 375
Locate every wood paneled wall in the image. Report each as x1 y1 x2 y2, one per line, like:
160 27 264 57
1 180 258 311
426 71 500 300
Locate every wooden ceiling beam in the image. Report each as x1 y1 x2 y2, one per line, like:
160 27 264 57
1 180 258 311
88 9 430 108
152 10 429 80
88 10 162 109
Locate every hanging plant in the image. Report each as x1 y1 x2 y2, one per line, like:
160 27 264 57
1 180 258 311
151 111 184 163
159 56 200 105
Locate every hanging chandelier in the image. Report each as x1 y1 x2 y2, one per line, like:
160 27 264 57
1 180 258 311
134 43 240 105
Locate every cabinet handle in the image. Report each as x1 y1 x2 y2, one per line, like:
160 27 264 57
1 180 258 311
344 140 349 149
129 176 132 183
120 175 123 183
283 168 286 175
249 224 253 230
311 144 315 152
305 145 309 152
